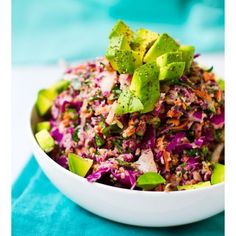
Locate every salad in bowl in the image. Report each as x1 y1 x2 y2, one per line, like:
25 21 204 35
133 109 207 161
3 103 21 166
33 20 224 193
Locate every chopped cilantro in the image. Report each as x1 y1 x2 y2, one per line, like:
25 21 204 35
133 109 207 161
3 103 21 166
102 124 121 136
185 149 199 156
202 146 209 156
112 139 123 152
72 127 80 142
95 135 105 147
205 66 213 72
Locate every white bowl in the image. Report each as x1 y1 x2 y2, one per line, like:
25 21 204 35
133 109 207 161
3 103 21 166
29 106 224 227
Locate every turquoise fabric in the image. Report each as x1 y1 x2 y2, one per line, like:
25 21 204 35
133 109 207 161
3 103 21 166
12 156 224 236
12 0 224 65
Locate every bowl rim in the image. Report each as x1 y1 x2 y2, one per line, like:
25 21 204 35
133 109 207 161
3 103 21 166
29 103 224 196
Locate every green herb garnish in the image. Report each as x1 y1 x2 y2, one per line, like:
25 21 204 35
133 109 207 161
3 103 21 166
72 127 80 142
95 135 105 147
205 66 213 72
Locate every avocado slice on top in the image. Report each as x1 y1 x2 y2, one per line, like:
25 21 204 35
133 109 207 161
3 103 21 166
144 33 180 63
179 45 195 72
115 89 144 115
130 62 160 113
156 51 183 67
106 35 131 59
109 20 134 43
131 28 159 60
159 62 185 81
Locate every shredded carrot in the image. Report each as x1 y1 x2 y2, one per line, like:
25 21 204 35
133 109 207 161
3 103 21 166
62 119 70 127
193 89 212 103
63 112 71 120
163 151 170 171
62 112 71 127
203 72 214 82
123 126 135 137
167 119 180 126
107 64 115 72
107 99 113 105
156 136 165 148
83 111 93 118
167 109 175 118
195 122 204 139
215 90 222 102
155 184 165 191
171 120 188 131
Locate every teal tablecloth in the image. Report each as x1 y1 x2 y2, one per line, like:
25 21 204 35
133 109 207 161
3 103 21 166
12 0 224 65
12 156 224 236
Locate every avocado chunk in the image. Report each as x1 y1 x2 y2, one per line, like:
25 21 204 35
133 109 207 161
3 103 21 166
177 181 211 190
132 50 143 68
136 172 166 190
108 50 139 74
68 153 93 177
106 35 142 74
106 35 131 59
109 20 134 43
217 79 225 91
144 33 180 63
159 62 185 81
115 89 144 115
36 121 51 132
131 28 159 60
130 62 160 113
36 89 58 116
49 80 70 93
179 45 195 71
211 163 225 185
156 51 183 67
35 129 55 153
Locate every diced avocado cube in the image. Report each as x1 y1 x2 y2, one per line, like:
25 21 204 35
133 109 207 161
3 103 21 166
35 129 55 153
159 62 185 81
130 62 160 113
109 20 134 43
179 45 195 71
144 33 180 63
217 79 225 91
136 172 166 190
106 35 131 59
132 28 159 49
131 28 159 59
156 51 183 67
132 50 143 68
211 163 225 185
49 80 70 93
36 89 58 116
177 181 211 190
68 153 93 177
109 50 137 74
36 121 51 132
115 89 144 115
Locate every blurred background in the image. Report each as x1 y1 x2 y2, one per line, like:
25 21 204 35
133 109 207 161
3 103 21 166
12 0 224 65
12 0 224 181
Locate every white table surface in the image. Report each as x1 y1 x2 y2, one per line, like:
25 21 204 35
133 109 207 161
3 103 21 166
12 54 224 182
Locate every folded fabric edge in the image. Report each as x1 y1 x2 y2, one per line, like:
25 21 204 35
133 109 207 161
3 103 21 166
12 155 38 203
